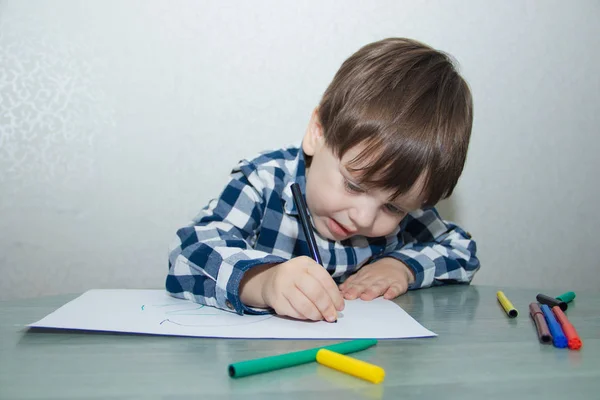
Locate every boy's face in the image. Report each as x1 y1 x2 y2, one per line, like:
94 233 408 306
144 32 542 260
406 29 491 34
302 110 427 241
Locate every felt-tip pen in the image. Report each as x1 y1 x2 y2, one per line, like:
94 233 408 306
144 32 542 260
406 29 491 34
291 183 336 322
552 306 582 350
540 304 567 348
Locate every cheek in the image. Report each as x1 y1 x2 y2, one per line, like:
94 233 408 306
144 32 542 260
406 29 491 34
307 182 343 214
305 174 327 214
306 168 346 213
369 215 404 237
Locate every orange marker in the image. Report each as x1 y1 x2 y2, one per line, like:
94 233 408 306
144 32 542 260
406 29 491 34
552 306 582 350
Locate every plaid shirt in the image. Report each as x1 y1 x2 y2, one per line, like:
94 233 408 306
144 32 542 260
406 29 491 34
167 145 480 315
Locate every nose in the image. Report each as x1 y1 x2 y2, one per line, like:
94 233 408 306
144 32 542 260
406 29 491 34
348 197 379 230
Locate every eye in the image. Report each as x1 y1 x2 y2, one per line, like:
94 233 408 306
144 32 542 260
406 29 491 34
343 179 365 194
384 203 405 216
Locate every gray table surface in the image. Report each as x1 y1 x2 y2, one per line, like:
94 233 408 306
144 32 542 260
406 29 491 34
1 285 599 400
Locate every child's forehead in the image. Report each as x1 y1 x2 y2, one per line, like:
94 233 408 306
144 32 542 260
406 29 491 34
337 146 428 209
338 143 379 165
338 143 399 179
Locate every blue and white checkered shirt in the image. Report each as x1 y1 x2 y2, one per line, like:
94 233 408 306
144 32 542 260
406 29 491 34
167 145 480 314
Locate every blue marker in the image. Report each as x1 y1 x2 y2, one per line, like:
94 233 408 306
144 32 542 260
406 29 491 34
540 304 567 348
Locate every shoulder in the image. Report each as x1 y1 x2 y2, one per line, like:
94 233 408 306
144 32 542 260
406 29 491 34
233 144 301 184
402 207 449 241
240 144 300 169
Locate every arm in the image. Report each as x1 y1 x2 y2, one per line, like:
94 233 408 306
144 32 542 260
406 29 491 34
378 207 480 289
166 162 287 315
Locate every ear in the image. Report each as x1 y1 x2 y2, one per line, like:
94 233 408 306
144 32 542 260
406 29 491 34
301 107 324 156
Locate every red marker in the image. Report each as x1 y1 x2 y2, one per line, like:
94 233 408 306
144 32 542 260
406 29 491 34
552 306 582 350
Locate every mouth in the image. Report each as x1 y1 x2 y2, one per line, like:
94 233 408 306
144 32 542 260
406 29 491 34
326 218 356 238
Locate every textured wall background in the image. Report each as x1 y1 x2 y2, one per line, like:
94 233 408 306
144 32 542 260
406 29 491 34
1 0 599 300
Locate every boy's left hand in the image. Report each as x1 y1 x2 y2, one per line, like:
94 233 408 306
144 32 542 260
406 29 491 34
339 258 415 301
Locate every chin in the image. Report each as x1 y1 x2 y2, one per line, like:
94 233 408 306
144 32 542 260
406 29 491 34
316 228 336 241
328 233 347 241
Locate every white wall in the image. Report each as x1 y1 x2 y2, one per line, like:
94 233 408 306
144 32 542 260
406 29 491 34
1 0 599 300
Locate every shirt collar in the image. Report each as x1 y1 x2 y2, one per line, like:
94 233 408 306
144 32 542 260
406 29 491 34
282 147 308 216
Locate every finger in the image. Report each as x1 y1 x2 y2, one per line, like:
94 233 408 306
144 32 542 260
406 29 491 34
339 275 361 293
342 283 365 300
272 295 305 320
383 283 407 300
306 264 345 311
359 280 389 301
341 271 378 299
284 286 323 321
296 275 338 322
339 274 357 291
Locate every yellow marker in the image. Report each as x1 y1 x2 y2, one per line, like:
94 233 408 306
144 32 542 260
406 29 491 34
496 291 518 318
316 349 385 384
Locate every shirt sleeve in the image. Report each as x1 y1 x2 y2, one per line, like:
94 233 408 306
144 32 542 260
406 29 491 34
166 162 287 315
374 207 480 289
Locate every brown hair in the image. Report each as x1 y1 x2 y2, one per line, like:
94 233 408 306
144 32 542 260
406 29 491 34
318 38 473 207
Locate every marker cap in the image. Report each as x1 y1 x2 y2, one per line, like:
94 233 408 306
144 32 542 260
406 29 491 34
317 349 385 384
552 306 582 350
497 291 518 318
556 291 576 303
529 303 552 344
540 304 568 348
536 293 567 311
228 339 377 378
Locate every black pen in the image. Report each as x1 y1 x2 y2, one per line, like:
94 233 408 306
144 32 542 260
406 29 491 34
291 183 338 322
291 183 323 265
536 293 568 311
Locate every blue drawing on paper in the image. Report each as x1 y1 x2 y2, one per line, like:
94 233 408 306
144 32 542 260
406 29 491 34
140 299 273 328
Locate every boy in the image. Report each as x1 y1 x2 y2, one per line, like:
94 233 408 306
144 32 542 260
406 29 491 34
167 38 480 322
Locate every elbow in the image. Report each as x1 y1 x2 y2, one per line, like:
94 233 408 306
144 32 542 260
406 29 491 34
462 256 481 283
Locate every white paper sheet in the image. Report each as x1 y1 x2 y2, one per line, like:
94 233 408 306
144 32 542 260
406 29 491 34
29 289 436 339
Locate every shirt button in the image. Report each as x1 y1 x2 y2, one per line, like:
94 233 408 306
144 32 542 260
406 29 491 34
225 300 234 310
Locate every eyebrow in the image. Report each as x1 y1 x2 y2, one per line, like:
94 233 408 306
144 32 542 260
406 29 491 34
388 192 423 210
341 165 413 211
387 199 409 212
340 165 363 185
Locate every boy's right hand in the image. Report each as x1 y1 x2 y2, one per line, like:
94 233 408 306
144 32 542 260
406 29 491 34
261 256 344 322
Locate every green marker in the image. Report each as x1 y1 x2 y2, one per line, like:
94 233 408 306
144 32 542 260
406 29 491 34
556 291 576 303
228 339 377 378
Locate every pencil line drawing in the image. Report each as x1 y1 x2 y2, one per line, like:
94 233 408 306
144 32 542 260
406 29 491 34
140 302 274 327
158 315 274 328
